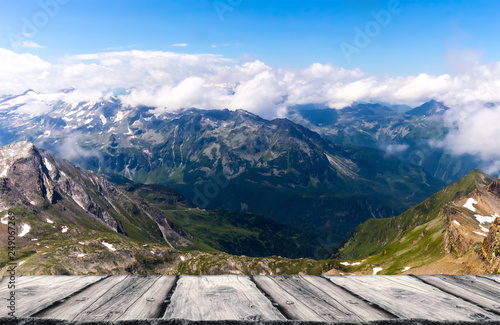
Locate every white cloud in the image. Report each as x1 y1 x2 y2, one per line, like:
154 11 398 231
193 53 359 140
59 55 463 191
443 102 500 173
0 49 51 94
54 133 102 161
382 144 410 156
1 48 500 121
2 47 500 168
172 43 188 47
15 41 44 49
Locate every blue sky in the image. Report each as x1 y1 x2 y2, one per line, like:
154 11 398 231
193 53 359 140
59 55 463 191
1 0 499 76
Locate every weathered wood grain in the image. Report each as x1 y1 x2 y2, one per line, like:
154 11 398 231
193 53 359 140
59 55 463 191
480 275 500 284
253 275 395 322
0 275 106 317
324 275 500 322
3 275 500 323
416 275 500 315
118 275 176 320
163 275 286 321
36 275 176 322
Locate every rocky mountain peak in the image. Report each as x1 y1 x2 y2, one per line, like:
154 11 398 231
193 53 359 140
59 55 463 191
0 140 37 178
0 140 193 250
407 100 448 116
1 139 35 156
0 140 62 206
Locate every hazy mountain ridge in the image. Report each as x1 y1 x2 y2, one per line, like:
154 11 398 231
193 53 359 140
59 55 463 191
288 100 479 184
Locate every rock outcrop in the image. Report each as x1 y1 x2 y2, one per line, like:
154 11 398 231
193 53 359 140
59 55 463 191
0 140 191 248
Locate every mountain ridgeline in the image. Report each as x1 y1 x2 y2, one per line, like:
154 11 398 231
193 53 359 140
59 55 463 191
288 100 479 184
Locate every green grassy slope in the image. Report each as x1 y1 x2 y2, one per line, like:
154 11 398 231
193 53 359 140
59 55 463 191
338 169 494 259
122 183 321 258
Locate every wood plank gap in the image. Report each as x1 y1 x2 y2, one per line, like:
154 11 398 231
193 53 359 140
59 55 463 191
70 275 149 322
158 275 180 319
249 275 291 321
319 275 399 320
31 275 110 318
60 275 134 322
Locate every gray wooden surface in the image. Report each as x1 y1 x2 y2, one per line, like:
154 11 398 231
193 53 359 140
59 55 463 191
163 275 286 321
36 275 176 322
1 275 499 323
0 275 106 317
481 275 500 284
253 275 395 322
324 275 500 322
416 275 500 315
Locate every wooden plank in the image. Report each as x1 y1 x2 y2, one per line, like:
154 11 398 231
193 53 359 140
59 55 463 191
163 275 286 321
253 275 395 323
416 275 500 315
117 276 176 321
36 275 176 322
0 275 106 317
324 275 500 322
480 275 500 284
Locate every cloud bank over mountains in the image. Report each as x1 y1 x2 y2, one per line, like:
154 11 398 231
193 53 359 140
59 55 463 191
442 102 500 174
1 47 500 172
2 48 500 118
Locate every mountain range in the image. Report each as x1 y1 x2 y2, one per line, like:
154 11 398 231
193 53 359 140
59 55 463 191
0 89 448 249
288 100 479 184
0 89 498 275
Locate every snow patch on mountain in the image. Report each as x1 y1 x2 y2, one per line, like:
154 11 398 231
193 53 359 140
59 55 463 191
102 241 116 251
475 214 496 224
473 231 487 237
18 224 31 237
480 225 490 233
114 111 126 122
44 157 53 171
463 198 478 212
0 165 9 177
